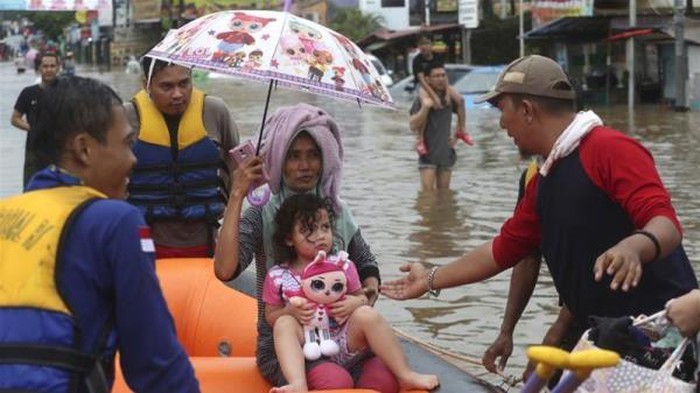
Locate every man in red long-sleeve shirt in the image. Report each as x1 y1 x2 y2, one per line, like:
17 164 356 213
382 55 697 360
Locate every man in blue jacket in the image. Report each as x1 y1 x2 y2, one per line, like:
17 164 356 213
0 75 199 392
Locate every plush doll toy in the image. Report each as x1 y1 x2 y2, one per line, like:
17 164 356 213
287 250 350 361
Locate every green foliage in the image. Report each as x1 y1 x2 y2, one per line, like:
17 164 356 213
328 7 384 43
470 13 531 65
24 11 75 41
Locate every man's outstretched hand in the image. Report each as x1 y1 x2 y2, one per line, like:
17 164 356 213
380 263 430 300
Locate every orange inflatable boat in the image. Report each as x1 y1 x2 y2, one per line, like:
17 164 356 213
112 258 501 393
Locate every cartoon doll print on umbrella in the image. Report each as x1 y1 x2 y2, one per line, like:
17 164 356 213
145 8 395 205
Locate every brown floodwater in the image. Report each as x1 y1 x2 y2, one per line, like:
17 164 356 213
2 63 698 387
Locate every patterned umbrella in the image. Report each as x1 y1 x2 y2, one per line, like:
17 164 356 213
145 10 394 112
146 10 395 205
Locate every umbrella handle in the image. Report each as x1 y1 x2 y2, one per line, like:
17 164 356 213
247 184 271 207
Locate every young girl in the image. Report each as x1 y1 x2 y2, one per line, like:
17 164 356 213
265 194 439 393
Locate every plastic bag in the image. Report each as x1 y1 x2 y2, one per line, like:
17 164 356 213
572 312 696 393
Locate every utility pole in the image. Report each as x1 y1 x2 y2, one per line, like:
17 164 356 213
519 0 524 56
425 0 431 26
674 0 687 110
627 0 636 112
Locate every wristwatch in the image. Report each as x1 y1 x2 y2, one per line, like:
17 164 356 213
427 266 441 297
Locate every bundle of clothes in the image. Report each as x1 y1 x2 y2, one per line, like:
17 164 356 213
588 315 698 384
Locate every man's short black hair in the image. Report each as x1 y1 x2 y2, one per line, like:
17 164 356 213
140 56 176 80
31 76 123 166
35 51 59 71
37 51 60 64
424 62 445 77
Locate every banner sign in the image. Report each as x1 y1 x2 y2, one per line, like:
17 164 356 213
531 0 594 28
0 0 108 10
132 0 162 22
437 0 458 12
178 0 271 17
0 0 113 26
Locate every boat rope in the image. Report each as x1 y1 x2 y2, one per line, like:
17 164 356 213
392 327 523 389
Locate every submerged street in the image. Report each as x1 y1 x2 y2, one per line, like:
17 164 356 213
1 62 699 385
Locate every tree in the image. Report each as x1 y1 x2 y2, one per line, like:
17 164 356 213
25 11 75 42
328 7 384 43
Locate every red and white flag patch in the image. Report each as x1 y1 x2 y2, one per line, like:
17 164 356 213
138 226 155 253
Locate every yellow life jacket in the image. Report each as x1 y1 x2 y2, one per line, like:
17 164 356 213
128 89 225 225
0 185 109 392
133 88 207 149
524 160 539 187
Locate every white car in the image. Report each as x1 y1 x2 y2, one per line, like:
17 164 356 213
365 53 394 87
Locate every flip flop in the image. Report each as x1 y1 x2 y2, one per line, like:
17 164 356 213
456 130 474 146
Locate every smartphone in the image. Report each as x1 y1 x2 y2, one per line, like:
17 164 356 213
229 140 256 166
229 140 270 189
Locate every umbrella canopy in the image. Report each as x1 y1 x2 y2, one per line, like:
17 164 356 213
146 10 394 109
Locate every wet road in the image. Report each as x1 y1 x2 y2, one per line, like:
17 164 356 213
1 62 698 386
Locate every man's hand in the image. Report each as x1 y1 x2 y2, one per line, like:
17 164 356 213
380 263 430 300
482 332 513 373
666 289 700 337
593 243 642 291
287 297 315 325
10 110 30 131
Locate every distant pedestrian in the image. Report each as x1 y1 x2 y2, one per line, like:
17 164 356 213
62 51 76 76
409 63 466 191
411 34 470 155
14 53 26 74
10 51 60 187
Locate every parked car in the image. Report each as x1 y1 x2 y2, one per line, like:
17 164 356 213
453 65 505 109
389 63 474 104
365 53 394 88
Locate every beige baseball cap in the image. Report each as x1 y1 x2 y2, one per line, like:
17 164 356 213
475 55 575 104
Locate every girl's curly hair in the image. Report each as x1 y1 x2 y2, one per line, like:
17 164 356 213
272 194 336 264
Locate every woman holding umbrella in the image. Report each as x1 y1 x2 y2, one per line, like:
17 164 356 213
214 103 398 392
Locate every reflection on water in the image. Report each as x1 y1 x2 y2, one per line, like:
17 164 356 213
1 63 698 386
410 190 469 260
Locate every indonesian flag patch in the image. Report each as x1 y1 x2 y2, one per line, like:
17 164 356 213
138 226 155 253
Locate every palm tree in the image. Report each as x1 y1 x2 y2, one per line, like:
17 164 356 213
328 7 384 43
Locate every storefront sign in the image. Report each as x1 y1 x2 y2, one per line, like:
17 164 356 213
132 0 162 22
531 0 594 28
459 0 479 28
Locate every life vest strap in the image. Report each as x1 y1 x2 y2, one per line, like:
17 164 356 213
131 159 223 174
132 194 222 207
128 179 221 193
0 344 97 372
0 344 108 393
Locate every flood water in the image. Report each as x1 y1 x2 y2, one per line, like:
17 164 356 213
1 62 699 387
